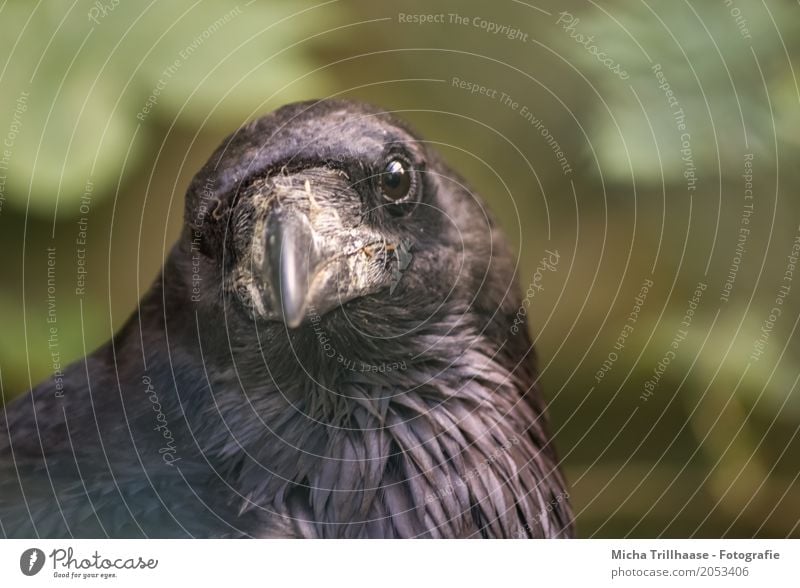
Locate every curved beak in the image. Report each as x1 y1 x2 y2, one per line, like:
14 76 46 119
264 207 319 328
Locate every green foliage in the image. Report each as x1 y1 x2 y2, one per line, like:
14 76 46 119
0 0 334 216
550 0 800 186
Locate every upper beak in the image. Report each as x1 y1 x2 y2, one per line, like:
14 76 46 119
264 207 319 328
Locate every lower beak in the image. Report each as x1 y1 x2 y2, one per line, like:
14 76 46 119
264 207 319 328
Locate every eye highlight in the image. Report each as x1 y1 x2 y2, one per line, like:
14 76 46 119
380 158 413 201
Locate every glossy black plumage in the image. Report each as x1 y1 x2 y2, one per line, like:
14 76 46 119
0 100 573 538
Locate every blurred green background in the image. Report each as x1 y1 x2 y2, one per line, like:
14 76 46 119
1 0 799 537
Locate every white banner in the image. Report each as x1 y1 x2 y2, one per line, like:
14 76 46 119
0 539 796 587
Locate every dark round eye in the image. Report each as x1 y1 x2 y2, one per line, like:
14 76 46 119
380 159 412 201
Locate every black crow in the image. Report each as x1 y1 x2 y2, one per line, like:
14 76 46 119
0 100 573 538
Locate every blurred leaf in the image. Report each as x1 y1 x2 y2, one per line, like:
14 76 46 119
550 0 799 186
629 303 800 422
0 0 337 217
129 1 335 124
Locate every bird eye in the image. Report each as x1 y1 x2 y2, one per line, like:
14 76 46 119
380 159 412 201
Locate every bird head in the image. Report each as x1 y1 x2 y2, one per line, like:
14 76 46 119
181 100 513 335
